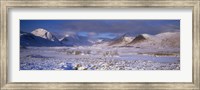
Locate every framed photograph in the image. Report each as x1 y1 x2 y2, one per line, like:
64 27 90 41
1 0 199 90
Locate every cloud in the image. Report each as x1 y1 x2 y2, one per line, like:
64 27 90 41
58 20 180 35
88 32 97 36
20 20 180 38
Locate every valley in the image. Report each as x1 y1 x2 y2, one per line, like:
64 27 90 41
20 28 180 70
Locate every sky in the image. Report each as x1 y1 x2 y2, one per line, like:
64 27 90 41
20 20 180 39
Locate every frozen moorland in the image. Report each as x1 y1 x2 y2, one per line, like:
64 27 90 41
20 46 180 70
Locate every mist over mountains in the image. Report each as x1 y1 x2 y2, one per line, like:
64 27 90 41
20 28 180 49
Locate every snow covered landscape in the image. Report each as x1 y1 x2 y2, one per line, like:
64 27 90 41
20 46 180 70
20 20 180 70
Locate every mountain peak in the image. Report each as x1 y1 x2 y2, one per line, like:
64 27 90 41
128 34 147 44
109 33 135 46
31 28 59 42
140 34 151 38
32 28 48 34
31 28 48 36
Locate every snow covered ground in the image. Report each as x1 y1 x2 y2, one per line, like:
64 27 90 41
20 46 180 70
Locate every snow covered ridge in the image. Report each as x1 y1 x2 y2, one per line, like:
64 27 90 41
21 28 180 49
109 33 135 46
109 32 180 49
21 28 92 47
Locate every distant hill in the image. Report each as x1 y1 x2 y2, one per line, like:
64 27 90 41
59 33 92 46
109 32 180 49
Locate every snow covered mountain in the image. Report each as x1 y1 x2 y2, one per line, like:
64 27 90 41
21 28 180 48
20 31 61 46
59 34 91 46
109 33 135 46
21 28 92 47
128 34 153 45
110 32 180 49
154 32 180 48
31 28 59 42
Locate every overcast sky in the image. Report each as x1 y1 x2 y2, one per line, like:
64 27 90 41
20 20 180 39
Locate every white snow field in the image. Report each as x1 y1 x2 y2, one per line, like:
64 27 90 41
20 46 180 70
